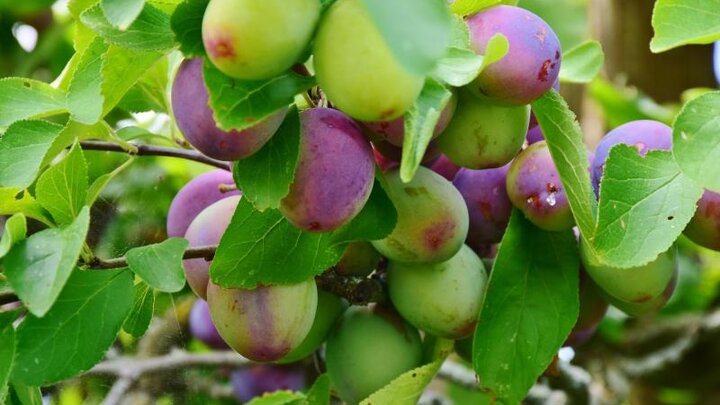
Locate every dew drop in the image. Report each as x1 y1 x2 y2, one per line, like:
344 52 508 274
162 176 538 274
546 192 557 206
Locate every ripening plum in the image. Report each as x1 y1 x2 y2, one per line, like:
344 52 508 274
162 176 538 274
526 125 545 145
683 190 720 251
388 245 487 338
207 279 318 362
466 6 562 105
202 0 320 80
605 270 677 317
171 58 286 161
581 243 677 306
363 93 458 147
189 299 228 349
453 165 512 248
280 108 374 232
334 242 381 276
372 139 442 167
507 141 574 231
564 271 608 347
325 306 423 404
437 88 529 169
184 195 241 299
231 365 306 402
372 167 469 264
313 0 424 121
279 290 348 363
429 155 461 181
166 169 239 238
591 120 672 194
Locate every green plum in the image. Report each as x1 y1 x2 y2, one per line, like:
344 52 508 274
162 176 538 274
313 0 424 121
202 0 320 80
372 167 469 264
437 88 529 169
388 245 487 339
207 279 317 362
325 306 423 404
334 242 381 276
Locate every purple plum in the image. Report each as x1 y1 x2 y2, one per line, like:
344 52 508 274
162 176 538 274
453 165 512 247
231 365 307 402
280 108 375 232
166 169 239 238
564 270 608 347
184 195 241 299
428 154 461 181
189 299 228 349
592 120 672 194
507 141 574 231
171 58 287 161
526 125 545 145
466 5 562 105
684 189 720 251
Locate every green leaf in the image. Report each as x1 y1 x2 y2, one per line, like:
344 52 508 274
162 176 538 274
432 47 484 87
360 0 452 75
650 0 720 53
304 374 331 405
87 157 134 206
67 36 107 125
210 198 343 289
479 33 509 71
11 269 134 385
122 281 155 337
531 90 598 240
4 207 90 317
0 189 50 225
0 78 67 129
102 0 146 30
203 61 314 131
593 147 703 268
126 238 188 293
672 91 720 193
328 179 397 245
81 3 176 51
0 214 27 259
6 384 42 405
0 120 65 189
36 143 89 226
0 318 16 404
473 210 579 405
449 0 518 17
101 46 166 115
117 55 170 114
234 109 300 211
400 79 452 182
246 391 305 405
171 0 209 58
360 339 453 405
559 40 604 84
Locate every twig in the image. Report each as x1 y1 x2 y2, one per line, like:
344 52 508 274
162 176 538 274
86 245 217 270
101 378 134 405
80 141 231 170
437 360 478 390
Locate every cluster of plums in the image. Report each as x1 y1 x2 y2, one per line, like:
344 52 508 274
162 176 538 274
166 0 720 402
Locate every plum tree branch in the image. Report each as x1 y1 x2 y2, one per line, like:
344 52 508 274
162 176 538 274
79 141 231 170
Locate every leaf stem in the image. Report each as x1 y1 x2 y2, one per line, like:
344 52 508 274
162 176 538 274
79 141 231 170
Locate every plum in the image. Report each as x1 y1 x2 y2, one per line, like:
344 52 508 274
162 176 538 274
231 365 306 402
279 289 348 363
313 0 424 121
453 165 512 247
526 125 545 145
325 305 423 404
564 271 608 347
372 167 469 264
184 195 241 299
189 299 228 349
207 279 318 362
581 243 677 306
466 5 561 105
372 139 442 166
334 242 381 277
363 93 458 147
280 108 375 232
507 141 574 231
591 120 672 194
428 154 461 181
171 58 286 161
437 88 529 170
202 0 320 80
605 270 678 317
166 169 239 238
388 245 488 339
683 189 720 251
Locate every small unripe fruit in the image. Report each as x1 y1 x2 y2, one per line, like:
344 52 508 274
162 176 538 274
313 0 424 121
683 189 720 251
372 167 469 264
189 299 228 349
325 306 423 404
184 196 241 299
207 279 318 362
388 245 488 338
605 270 677 317
437 88 529 170
334 242 381 277
202 0 320 80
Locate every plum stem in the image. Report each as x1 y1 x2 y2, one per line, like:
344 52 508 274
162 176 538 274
79 141 232 170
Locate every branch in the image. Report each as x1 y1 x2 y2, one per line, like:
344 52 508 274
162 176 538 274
86 245 217 269
80 141 231 170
